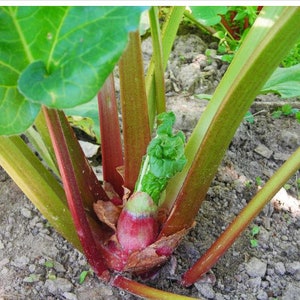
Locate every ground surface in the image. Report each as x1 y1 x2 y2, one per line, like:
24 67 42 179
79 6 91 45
0 34 300 300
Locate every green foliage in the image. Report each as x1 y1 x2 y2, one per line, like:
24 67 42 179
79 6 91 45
282 41 300 67
0 6 146 135
189 6 260 60
44 260 54 268
190 7 228 26
272 104 300 123
250 225 260 247
230 6 258 25
244 111 255 124
255 176 262 186
135 112 187 204
79 269 92 284
262 64 300 98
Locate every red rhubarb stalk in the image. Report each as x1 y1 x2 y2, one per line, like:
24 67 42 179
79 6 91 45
98 74 124 198
43 107 109 279
112 275 199 300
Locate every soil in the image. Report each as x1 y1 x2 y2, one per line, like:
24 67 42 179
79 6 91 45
1 33 300 300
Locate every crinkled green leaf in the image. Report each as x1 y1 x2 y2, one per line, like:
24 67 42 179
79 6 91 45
261 64 300 98
135 112 187 204
149 155 187 179
141 173 168 204
190 6 228 26
148 134 186 164
156 111 176 135
0 6 146 135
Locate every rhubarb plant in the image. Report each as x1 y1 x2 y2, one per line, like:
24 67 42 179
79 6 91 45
0 6 300 299
117 111 187 253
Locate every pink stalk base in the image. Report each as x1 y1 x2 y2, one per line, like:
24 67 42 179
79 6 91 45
117 192 158 253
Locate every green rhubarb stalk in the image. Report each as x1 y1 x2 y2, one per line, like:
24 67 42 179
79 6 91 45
148 6 166 115
159 6 300 237
146 6 185 128
0 135 81 250
182 146 300 286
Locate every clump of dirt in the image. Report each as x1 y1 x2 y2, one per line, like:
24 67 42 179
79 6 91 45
0 34 299 300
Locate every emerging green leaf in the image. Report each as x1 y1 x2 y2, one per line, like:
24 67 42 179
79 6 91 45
135 112 187 204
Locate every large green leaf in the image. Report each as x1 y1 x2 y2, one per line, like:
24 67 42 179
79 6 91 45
190 6 228 26
261 63 300 98
0 6 146 135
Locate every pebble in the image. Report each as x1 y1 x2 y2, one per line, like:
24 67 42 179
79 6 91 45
11 255 29 268
195 282 215 299
274 262 286 275
245 257 267 278
0 258 9 268
0 239 4 249
21 207 32 218
29 264 36 273
45 277 73 294
215 293 225 300
256 290 268 300
54 261 66 272
246 277 261 289
281 282 300 300
280 130 300 148
285 261 300 280
23 274 40 283
78 141 99 158
63 292 78 300
254 144 273 159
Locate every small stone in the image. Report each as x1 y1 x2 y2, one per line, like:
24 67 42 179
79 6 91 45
245 257 267 278
274 262 286 275
246 277 261 289
0 258 9 268
257 290 268 300
21 207 32 218
11 255 29 268
1 266 8 275
281 282 300 300
0 240 4 249
215 293 225 300
254 144 273 159
286 261 300 279
195 282 215 299
23 274 40 283
53 261 66 273
45 278 73 294
28 264 36 273
273 152 289 161
63 292 77 300
79 141 99 158
280 130 300 148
